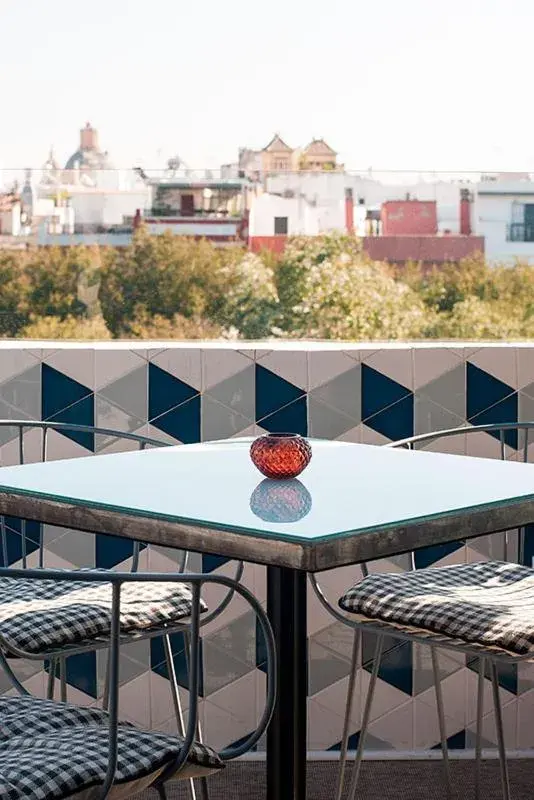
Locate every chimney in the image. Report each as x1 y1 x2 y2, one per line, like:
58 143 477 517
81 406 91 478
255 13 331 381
345 188 354 234
460 188 472 235
80 122 98 151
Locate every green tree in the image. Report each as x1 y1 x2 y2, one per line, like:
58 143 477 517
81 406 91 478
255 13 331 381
0 251 28 336
21 314 112 340
99 228 239 336
23 245 98 320
274 234 432 339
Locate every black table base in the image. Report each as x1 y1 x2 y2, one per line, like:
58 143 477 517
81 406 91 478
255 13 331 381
267 566 308 800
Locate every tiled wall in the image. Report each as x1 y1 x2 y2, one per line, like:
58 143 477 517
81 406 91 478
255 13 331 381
2 341 534 754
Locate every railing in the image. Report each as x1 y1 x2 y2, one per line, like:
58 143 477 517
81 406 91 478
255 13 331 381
507 223 534 242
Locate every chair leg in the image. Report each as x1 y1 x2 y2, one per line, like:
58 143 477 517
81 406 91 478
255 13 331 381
102 650 110 712
346 634 384 800
164 634 197 800
335 629 361 800
431 646 453 798
474 658 485 800
59 656 67 702
46 658 56 700
183 632 210 800
490 662 511 800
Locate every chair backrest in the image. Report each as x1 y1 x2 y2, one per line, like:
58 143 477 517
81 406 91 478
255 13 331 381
0 420 167 571
388 421 534 463
386 421 534 568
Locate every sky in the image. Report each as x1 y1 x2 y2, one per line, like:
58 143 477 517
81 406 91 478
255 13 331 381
1 0 534 174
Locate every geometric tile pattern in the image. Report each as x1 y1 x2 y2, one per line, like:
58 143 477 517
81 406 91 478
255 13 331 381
1 343 534 753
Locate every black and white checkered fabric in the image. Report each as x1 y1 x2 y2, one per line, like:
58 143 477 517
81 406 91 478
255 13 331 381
0 571 207 655
339 561 534 656
0 695 224 800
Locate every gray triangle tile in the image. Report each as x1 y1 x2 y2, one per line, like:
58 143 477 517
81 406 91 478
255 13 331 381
201 395 254 442
98 365 147 420
95 350 147 391
308 397 357 439
309 365 361 422
43 528 95 567
469 347 517 389
309 351 360 391
414 395 465 437
0 363 41 421
308 641 352 696
417 363 466 418
202 640 253 696
44 349 95 389
202 349 254 391
204 364 255 419
95 398 146 452
521 382 534 402
150 348 202 391
0 351 40 385
518 392 534 426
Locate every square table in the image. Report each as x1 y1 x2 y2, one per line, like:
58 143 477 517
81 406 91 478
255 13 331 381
1 438 534 800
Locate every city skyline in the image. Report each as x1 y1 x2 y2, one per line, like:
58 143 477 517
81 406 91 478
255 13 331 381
2 0 534 172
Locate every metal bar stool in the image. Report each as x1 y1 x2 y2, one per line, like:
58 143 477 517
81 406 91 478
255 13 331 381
311 422 534 800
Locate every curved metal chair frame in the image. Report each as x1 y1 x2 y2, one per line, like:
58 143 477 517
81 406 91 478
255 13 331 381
0 566 276 800
310 422 534 800
0 420 245 800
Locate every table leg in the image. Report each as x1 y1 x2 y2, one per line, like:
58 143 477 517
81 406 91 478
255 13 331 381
267 566 307 800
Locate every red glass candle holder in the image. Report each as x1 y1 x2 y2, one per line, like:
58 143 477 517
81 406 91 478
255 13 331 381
250 433 312 480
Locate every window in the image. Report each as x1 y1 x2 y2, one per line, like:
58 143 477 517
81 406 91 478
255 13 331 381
274 216 288 235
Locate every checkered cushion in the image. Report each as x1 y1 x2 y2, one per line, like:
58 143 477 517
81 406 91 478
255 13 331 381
0 571 207 655
0 695 224 800
339 561 534 656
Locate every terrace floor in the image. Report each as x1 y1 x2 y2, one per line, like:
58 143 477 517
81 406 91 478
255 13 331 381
141 759 534 799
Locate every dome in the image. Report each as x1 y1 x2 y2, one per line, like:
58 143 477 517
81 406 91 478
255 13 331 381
64 148 110 171
64 123 112 170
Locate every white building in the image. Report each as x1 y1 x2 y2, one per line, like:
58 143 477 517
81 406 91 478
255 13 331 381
249 193 322 237
473 178 534 263
265 172 470 235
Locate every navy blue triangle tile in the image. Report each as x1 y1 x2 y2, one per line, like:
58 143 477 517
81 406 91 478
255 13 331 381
151 396 201 443
363 634 412 695
521 524 534 566
42 363 92 416
365 394 414 441
260 397 308 436
148 363 198 420
46 652 97 698
95 534 146 569
467 656 517 695
0 517 41 566
431 730 466 750
46 395 95 450
414 541 464 569
151 632 204 696
328 732 361 751
328 731 391 751
466 363 514 419
468 393 518 449
42 364 94 449
255 364 304 421
362 364 411 421
202 554 230 573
